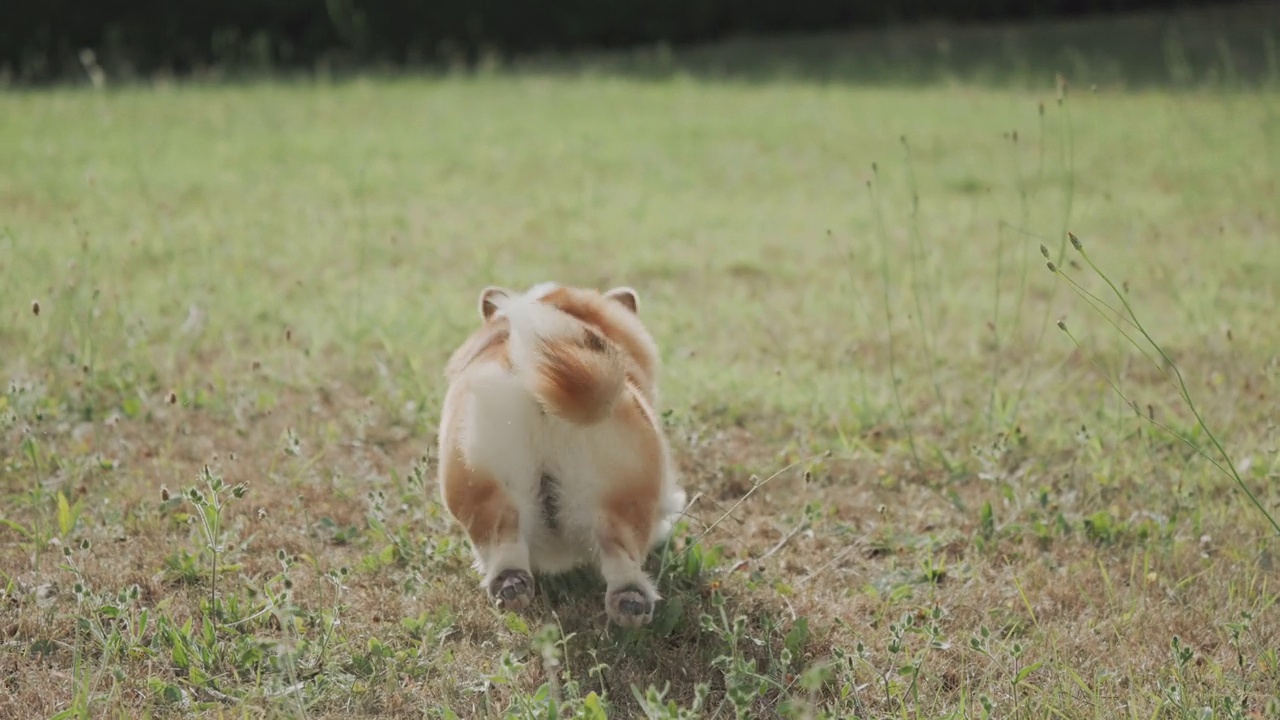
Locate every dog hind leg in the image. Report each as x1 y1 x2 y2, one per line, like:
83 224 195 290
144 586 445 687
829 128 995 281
440 453 535 610
595 478 663 627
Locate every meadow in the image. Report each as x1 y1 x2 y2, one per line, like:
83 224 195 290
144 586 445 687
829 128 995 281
2 6 1279 718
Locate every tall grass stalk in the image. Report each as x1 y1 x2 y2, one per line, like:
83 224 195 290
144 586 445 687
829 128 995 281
1010 84 1077 427
1051 234 1280 535
900 136 949 428
869 163 921 466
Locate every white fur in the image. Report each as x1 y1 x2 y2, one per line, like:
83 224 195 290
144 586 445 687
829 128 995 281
496 289 583 384
454 285 685 579
458 365 684 577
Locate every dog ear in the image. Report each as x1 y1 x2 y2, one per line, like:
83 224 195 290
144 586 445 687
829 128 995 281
603 286 639 314
479 286 511 320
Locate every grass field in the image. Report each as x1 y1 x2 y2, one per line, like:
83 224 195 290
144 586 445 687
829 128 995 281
3 10 1280 719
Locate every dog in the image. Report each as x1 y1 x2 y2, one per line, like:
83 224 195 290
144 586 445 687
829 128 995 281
435 281 686 627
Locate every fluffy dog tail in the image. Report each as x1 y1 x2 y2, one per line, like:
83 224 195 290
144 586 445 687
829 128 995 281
500 294 626 425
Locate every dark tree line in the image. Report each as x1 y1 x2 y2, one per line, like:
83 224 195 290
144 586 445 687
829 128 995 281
0 0 1228 83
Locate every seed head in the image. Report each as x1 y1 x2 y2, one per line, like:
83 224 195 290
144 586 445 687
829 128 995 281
1057 320 1067 332
1039 244 1050 259
160 485 171 501
1046 261 1058 272
1069 233 1082 251
31 300 40 316
285 327 293 342
871 162 878 174
167 391 177 405
1038 102 1045 116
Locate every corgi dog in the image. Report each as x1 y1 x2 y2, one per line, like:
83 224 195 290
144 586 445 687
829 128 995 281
436 282 686 627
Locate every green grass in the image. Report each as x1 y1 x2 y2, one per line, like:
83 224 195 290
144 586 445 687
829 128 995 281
3 17 1280 720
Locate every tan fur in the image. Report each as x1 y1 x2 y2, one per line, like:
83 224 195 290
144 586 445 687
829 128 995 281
527 326 626 424
439 444 519 547
538 285 661 405
435 281 685 626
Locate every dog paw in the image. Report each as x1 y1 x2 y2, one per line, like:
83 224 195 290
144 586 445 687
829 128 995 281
606 585 654 627
488 568 535 610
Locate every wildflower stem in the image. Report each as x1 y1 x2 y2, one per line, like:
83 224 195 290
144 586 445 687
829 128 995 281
1059 235 1279 535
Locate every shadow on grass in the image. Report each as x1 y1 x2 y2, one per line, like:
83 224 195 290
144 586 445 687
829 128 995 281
510 1 1280 90
526 537 813 717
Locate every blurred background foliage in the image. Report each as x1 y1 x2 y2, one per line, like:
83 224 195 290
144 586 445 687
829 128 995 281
4 0 1273 86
